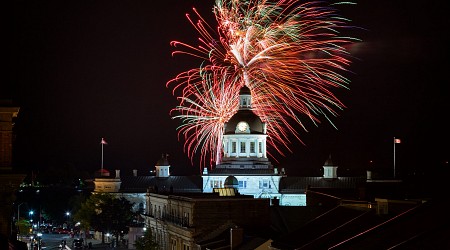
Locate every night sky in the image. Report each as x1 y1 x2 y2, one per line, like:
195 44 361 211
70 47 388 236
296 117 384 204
8 1 448 177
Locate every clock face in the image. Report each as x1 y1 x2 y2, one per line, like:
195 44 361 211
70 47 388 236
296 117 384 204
237 121 248 132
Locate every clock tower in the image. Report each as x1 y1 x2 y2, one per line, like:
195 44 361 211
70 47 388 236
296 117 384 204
202 86 282 201
221 85 268 160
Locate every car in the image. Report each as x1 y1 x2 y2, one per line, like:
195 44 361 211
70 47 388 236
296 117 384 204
72 238 84 249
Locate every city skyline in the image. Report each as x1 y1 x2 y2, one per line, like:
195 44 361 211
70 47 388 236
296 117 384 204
8 0 448 177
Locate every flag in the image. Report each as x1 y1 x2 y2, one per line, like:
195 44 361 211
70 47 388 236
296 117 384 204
394 138 401 144
101 138 108 145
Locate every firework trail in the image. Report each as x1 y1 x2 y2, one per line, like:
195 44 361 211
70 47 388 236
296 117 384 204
167 0 358 170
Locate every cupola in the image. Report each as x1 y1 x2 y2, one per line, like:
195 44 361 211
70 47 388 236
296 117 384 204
323 154 338 179
155 153 170 178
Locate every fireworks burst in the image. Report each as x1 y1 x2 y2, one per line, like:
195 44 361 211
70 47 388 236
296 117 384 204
167 0 359 170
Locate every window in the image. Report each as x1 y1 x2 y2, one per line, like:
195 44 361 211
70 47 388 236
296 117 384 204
183 243 190 250
213 180 221 188
259 179 271 188
232 142 236 153
171 239 177 250
183 212 189 226
238 180 247 188
259 142 262 153
250 142 255 153
240 142 246 153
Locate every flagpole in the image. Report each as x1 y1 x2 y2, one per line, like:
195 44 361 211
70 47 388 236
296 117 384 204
101 140 104 172
393 137 396 179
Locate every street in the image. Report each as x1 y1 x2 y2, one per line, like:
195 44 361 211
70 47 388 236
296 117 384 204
26 233 128 250
23 233 95 250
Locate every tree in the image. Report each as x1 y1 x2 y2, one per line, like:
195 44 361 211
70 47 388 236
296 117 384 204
74 193 135 243
16 219 31 236
73 194 98 239
134 229 158 250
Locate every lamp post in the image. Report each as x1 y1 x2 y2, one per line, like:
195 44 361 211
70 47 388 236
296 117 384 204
15 202 26 238
17 202 25 222
66 212 70 229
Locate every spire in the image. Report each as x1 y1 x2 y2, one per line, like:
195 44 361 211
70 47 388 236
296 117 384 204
156 153 170 166
324 154 334 166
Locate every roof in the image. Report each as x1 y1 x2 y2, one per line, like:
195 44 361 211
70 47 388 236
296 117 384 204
156 153 170 166
207 168 276 175
119 175 202 193
323 154 335 166
270 200 449 250
279 176 366 193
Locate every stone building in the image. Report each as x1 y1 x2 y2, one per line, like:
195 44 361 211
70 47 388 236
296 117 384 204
0 102 26 249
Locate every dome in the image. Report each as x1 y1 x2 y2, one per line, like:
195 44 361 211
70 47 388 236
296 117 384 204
240 85 251 95
224 176 239 188
225 110 264 134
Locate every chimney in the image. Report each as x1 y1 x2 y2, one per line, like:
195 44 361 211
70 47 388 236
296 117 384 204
115 170 120 179
133 169 138 177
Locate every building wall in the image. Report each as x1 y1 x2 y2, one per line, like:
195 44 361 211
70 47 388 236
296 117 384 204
280 194 307 206
145 193 271 249
93 178 121 193
202 175 283 200
0 107 19 170
0 106 25 242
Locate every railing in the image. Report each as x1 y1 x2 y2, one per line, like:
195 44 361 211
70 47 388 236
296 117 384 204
162 214 190 228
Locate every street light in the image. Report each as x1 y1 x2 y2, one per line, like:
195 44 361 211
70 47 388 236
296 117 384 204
14 202 26 238
17 202 26 222
29 210 34 221
66 212 71 228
